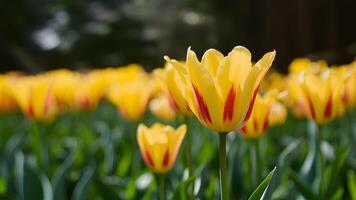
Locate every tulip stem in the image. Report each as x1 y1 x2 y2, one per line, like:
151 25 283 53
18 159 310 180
317 125 325 200
251 139 261 187
159 174 165 200
184 117 194 199
219 132 229 200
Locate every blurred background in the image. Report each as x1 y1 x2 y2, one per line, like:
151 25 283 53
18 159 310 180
0 0 355 73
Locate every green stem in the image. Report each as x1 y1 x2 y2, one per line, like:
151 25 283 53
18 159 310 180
30 120 48 170
317 125 325 200
252 139 261 185
219 132 229 200
159 174 165 200
184 117 194 199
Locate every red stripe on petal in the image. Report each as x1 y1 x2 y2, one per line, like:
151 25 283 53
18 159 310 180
342 91 349 104
240 126 247 134
192 83 212 124
162 149 170 167
44 90 52 115
143 150 154 168
324 94 332 119
27 104 34 118
262 113 269 132
243 85 260 122
253 119 258 133
223 86 237 122
306 94 316 119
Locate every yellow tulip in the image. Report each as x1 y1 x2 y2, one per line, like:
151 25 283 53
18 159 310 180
108 73 154 121
154 62 191 115
287 71 344 124
289 58 327 74
149 95 176 122
137 123 186 173
47 69 79 111
0 74 18 113
74 73 107 110
269 100 287 126
7 76 57 121
165 46 276 132
239 91 277 138
334 63 356 108
261 71 287 93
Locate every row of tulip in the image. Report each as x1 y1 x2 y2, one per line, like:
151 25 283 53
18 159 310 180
0 46 355 199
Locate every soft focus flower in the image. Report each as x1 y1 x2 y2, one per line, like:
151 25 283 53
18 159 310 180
269 101 287 126
108 72 154 121
165 46 276 132
154 62 191 115
149 95 176 122
239 91 277 138
332 63 356 108
7 76 57 121
289 58 327 74
287 71 345 124
48 69 79 111
261 71 287 93
0 74 18 113
74 72 108 110
137 123 186 173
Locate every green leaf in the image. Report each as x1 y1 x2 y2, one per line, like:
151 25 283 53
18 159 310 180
325 144 350 197
289 170 318 200
15 151 53 200
248 167 276 200
300 121 317 179
330 187 343 200
52 153 74 200
95 180 120 200
0 176 7 194
347 171 356 200
72 160 97 200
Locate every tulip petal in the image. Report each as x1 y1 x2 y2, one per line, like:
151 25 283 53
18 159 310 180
202 49 224 76
186 48 223 128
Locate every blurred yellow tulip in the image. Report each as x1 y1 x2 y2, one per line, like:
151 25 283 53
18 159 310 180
261 71 287 93
239 91 277 138
108 72 154 121
287 71 345 124
289 58 327 74
165 46 276 132
333 63 356 108
149 95 176 122
137 123 186 173
269 101 287 126
7 76 57 121
0 74 18 113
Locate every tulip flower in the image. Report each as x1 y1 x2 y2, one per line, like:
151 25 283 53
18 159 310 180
165 46 276 132
289 58 327 74
149 95 176 122
287 71 345 124
165 46 275 200
334 64 356 108
137 123 186 173
269 101 287 126
7 76 57 121
108 73 154 121
154 62 191 115
261 71 287 93
137 123 186 200
0 75 18 113
239 91 277 139
47 69 79 111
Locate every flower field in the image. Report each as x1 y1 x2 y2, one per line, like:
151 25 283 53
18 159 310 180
0 47 355 200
